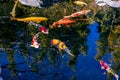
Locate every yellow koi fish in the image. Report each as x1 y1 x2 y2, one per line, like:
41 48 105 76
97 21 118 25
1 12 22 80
51 39 75 57
11 17 48 23
74 1 87 6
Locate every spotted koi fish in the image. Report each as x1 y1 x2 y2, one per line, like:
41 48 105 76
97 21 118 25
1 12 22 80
31 32 40 48
50 39 75 57
29 21 48 34
100 60 119 80
11 17 48 23
64 10 91 19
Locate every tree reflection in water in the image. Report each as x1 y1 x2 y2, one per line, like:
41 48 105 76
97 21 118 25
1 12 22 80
0 0 120 80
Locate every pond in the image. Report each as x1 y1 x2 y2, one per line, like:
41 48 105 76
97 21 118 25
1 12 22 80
0 0 120 80
0 22 117 80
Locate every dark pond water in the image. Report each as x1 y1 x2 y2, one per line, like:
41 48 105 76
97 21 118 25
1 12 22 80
0 22 117 80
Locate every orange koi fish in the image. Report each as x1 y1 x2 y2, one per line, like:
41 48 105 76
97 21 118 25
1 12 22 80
11 17 48 23
64 10 91 19
50 19 76 28
100 60 119 80
31 32 40 48
50 39 75 57
74 1 87 6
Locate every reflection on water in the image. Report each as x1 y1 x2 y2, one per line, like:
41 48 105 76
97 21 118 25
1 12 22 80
0 22 109 80
0 0 120 80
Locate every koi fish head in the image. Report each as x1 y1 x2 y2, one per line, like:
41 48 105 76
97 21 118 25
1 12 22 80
39 26 48 34
51 39 67 50
50 39 59 46
83 10 91 15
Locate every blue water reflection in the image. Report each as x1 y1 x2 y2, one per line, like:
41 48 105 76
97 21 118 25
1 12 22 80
0 22 110 80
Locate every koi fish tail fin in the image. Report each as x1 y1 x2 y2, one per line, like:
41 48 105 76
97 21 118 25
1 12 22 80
64 48 75 57
115 74 119 80
10 18 17 21
108 70 119 80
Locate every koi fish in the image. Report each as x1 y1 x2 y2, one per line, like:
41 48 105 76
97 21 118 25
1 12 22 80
50 39 75 57
19 0 43 8
29 21 49 34
39 26 48 34
11 17 48 23
100 60 119 80
96 0 120 8
64 10 91 19
74 1 87 6
31 32 40 48
50 19 76 28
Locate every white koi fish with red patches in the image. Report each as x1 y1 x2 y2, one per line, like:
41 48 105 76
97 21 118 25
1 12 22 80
100 60 119 80
31 32 40 48
29 21 49 34
64 10 91 19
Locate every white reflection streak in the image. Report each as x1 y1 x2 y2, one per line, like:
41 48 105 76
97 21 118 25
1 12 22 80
19 0 43 8
95 0 120 8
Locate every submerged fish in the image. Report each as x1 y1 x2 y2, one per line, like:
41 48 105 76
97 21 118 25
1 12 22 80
29 21 49 34
74 1 87 6
50 39 75 57
64 10 91 19
31 32 40 48
100 60 119 80
39 26 48 34
50 19 76 28
96 0 120 8
19 0 43 8
11 17 48 23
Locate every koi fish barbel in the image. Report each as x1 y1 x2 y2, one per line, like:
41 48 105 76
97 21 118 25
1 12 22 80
50 39 75 57
100 60 119 80
10 17 48 23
